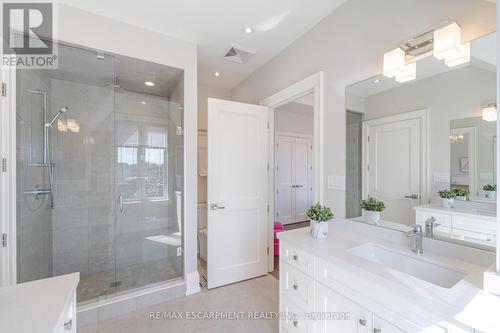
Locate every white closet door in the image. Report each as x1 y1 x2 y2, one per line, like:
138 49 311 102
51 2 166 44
275 136 295 224
294 137 313 222
275 134 313 224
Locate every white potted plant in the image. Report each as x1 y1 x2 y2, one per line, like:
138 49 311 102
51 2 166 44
452 188 469 201
360 196 385 225
438 190 456 208
483 184 496 199
307 203 334 240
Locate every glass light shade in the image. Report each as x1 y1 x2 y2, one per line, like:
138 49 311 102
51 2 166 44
444 42 470 67
383 48 406 78
482 106 497 122
395 62 416 83
434 22 462 60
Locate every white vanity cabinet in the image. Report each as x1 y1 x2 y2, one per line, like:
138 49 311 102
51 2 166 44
414 205 496 246
279 241 473 333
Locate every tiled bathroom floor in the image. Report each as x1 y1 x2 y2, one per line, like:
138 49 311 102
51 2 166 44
79 274 279 333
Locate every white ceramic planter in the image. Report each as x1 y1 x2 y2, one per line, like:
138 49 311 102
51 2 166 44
455 196 468 201
441 198 455 208
485 190 496 199
310 220 330 239
363 210 380 225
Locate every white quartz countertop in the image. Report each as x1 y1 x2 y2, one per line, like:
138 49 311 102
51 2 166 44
277 219 500 332
414 203 496 220
0 273 79 333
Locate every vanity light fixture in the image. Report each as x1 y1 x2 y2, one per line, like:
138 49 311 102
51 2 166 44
482 104 497 122
213 72 221 77
383 47 417 83
450 134 464 143
144 81 155 87
433 22 470 67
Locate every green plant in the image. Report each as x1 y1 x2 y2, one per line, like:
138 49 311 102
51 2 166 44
483 184 497 191
438 190 456 199
452 188 469 197
360 196 385 212
306 203 334 222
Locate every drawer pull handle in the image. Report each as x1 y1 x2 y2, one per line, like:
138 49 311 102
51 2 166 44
293 320 298 328
293 284 299 290
374 329 381 333
293 254 298 261
63 319 72 331
358 319 366 327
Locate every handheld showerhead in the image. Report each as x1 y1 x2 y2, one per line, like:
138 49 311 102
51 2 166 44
46 106 69 128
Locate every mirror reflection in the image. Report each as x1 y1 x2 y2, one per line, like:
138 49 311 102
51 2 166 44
346 32 496 249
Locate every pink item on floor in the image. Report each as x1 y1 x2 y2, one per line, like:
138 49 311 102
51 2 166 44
274 222 285 256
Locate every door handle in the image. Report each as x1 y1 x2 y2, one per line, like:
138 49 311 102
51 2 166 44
210 203 226 210
404 194 420 199
119 193 124 212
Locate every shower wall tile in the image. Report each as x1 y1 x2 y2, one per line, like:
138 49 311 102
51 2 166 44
52 226 89 275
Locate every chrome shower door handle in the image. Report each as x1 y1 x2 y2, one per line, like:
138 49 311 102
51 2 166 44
404 194 420 199
119 193 124 212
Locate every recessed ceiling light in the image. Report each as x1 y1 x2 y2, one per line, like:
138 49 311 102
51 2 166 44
144 81 155 87
243 27 254 34
141 101 147 105
213 72 221 77
373 79 381 84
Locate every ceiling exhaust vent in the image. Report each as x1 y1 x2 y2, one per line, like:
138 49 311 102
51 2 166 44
223 44 255 64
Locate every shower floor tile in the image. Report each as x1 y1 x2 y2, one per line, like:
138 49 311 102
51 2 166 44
78 259 180 302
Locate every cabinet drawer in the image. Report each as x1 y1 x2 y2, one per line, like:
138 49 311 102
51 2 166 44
281 242 315 276
55 293 76 333
451 228 495 244
281 296 313 333
281 262 315 311
452 216 496 235
373 315 405 333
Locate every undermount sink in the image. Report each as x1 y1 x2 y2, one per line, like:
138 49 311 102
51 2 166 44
347 243 466 288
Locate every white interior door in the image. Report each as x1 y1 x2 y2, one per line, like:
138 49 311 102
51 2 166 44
365 117 422 226
275 135 313 224
275 135 294 224
207 98 269 289
293 137 312 221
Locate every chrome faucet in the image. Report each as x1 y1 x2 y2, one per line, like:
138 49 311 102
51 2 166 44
407 224 423 254
424 217 439 236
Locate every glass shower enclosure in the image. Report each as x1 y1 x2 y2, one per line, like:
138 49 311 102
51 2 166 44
16 41 184 304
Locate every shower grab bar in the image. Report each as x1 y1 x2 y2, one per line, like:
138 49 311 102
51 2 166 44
24 189 51 195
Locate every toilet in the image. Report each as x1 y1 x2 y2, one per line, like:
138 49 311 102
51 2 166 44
197 203 208 261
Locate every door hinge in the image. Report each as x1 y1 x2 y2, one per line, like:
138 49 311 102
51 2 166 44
267 121 270 129
367 164 370 171
1 83 6 97
267 163 269 172
276 211 279 218
367 136 370 142
2 233 7 248
1 158 6 172
267 204 270 213
276 188 279 194
266 246 270 254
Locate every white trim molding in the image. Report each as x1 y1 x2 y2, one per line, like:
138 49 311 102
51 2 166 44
260 71 324 273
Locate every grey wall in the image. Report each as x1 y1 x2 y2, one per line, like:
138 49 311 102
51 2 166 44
275 102 314 135
363 65 496 197
230 0 496 217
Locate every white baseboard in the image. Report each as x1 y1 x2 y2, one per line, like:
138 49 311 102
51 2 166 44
186 270 201 295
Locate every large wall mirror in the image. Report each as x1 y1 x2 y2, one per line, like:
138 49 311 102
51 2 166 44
346 30 496 250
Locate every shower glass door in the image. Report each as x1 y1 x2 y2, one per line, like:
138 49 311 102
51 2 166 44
16 39 185 304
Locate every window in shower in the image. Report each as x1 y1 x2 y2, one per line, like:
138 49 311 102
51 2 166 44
15 40 184 304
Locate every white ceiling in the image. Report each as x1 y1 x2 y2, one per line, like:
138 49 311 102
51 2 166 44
59 0 348 90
